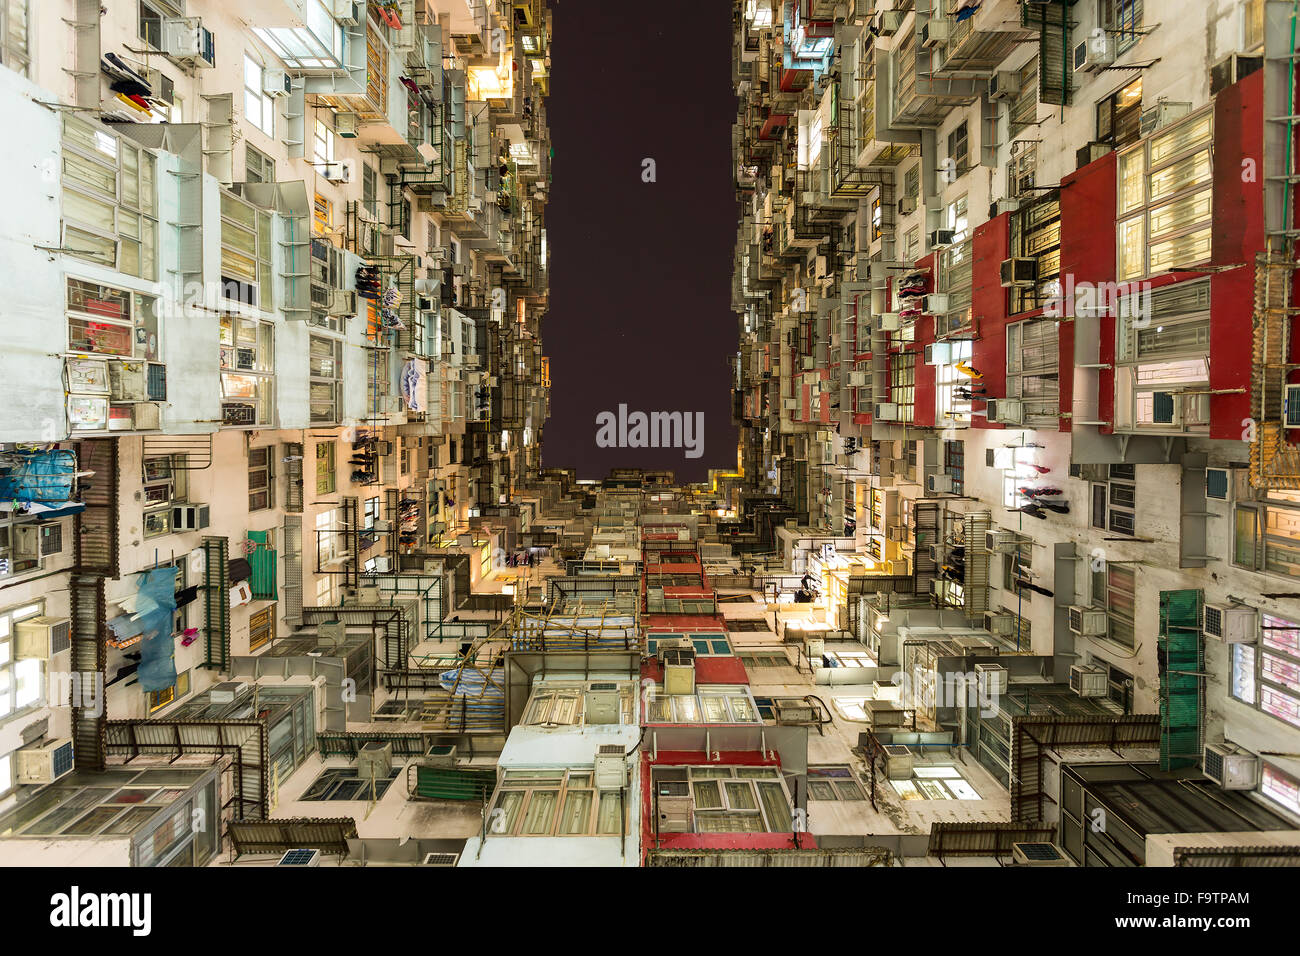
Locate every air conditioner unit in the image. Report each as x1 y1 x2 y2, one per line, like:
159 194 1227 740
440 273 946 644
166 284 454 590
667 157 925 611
927 543 945 562
263 70 292 97
1068 606 1109 637
656 778 693 831
882 744 913 779
1283 383 1300 428
927 473 955 494
1140 101 1192 137
143 68 176 106
15 616 72 660
873 402 899 421
989 70 1021 101
1000 257 1037 288
877 313 901 331
986 398 1023 425
424 744 457 768
1011 842 1071 866
922 17 953 47
372 556 392 573
585 683 622 725
276 848 322 867
11 525 40 560
16 738 75 785
897 196 917 215
1205 467 1231 502
333 0 362 25
662 647 696 695
328 289 358 316
1073 33 1115 73
209 681 249 704
976 662 1008 696
924 293 950 313
1202 603 1257 644
986 530 1019 554
322 161 353 183
848 371 869 387
875 10 904 36
982 611 1015 637
1076 142 1112 169
334 111 360 138
1069 663 1109 697
422 852 460 866
594 744 626 790
925 341 952 365
161 17 216 68
171 504 210 531
928 229 956 249
1202 743 1259 790
887 526 905 541
783 397 799 411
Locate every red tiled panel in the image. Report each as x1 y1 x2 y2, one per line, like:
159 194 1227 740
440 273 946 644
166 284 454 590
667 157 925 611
970 214 1011 429
1060 150 1117 432
1210 69 1266 438
913 314 936 427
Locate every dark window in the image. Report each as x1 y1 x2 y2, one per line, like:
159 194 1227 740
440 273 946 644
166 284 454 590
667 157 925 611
1096 79 1143 149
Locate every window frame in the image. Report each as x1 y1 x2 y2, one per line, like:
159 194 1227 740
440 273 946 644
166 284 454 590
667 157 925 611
0 600 47 724
219 313 275 427
309 334 344 425
248 446 276 512
243 54 276 138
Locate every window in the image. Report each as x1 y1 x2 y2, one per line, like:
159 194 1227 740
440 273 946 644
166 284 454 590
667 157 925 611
1008 192 1061 314
947 121 969 174
367 348 392 416
489 769 625 837
1102 565 1136 648
301 765 401 800
1231 615 1300 730
675 766 791 833
644 685 760 724
315 442 335 495
62 115 158 277
67 279 158 359
147 669 190 714
904 226 920 262
313 192 333 235
1005 318 1060 426
1101 0 1143 53
0 752 10 800
309 335 344 424
313 117 336 167
220 315 274 426
946 195 968 243
904 164 919 202
137 0 182 48
1234 497 1300 577
935 337 974 423
1244 0 1264 50
1261 763 1300 817
646 634 732 657
1097 78 1143 149
248 606 275 652
889 352 916 424
1091 465 1136 537
0 601 46 723
248 447 275 511
316 509 339 569
1116 108 1213 281
523 682 635 727
243 55 275 137
246 144 276 185
220 192 273 309
890 765 981 801
807 766 866 801
143 456 184 538
935 237 973 335
1009 56 1039 131
1115 280 1211 433
0 0 29 77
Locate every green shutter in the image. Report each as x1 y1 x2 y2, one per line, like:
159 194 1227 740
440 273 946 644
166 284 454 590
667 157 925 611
1158 589 1203 770
247 529 278 601
1022 0 1071 107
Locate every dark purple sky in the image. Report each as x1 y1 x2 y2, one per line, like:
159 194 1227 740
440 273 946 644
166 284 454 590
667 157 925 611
540 0 739 483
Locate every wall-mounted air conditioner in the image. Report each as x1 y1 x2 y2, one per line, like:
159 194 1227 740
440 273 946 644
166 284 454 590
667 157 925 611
328 289 358 316
976 662 1008 695
985 530 1019 554
873 403 899 421
276 849 322 867
1076 142 1112 169
1140 102 1192 137
172 504 210 531
897 196 917 215
322 160 353 183
924 293 950 313
1284 384 1300 428
1068 606 1108 637
161 17 216 68
1000 257 1037 287
334 111 360 138
333 0 362 26
1073 34 1115 73
15 616 72 660
1068 664 1108 697
422 852 460 866
263 70 292 97
927 473 955 494
928 229 955 248
983 611 1015 637
922 17 953 47
16 738 75 784
925 341 952 365
1202 743 1259 790
877 313 901 331
986 398 1023 425
594 744 626 790
1202 603 1257 644
883 745 913 779
989 70 1021 101
662 648 696 695
848 371 869 387
109 360 149 402
875 10 904 36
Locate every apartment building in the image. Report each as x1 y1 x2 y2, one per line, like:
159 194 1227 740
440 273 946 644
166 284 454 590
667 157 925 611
727 0 1300 865
0 0 553 865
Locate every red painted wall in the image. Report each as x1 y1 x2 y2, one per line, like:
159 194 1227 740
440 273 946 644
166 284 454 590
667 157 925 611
970 213 1011 429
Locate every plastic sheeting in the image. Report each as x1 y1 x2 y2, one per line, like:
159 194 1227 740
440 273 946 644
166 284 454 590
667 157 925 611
134 567 179 693
0 449 80 509
400 358 427 412
438 666 504 720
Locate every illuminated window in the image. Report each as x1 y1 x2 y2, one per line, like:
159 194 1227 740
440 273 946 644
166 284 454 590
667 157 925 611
315 441 335 495
248 606 275 652
220 315 274 426
1232 615 1300 730
243 55 275 137
0 0 29 77
147 669 190 714
248 446 275 512
0 601 45 723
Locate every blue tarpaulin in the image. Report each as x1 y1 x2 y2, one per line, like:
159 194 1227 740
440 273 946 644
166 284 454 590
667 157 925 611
0 449 77 505
135 567 179 693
